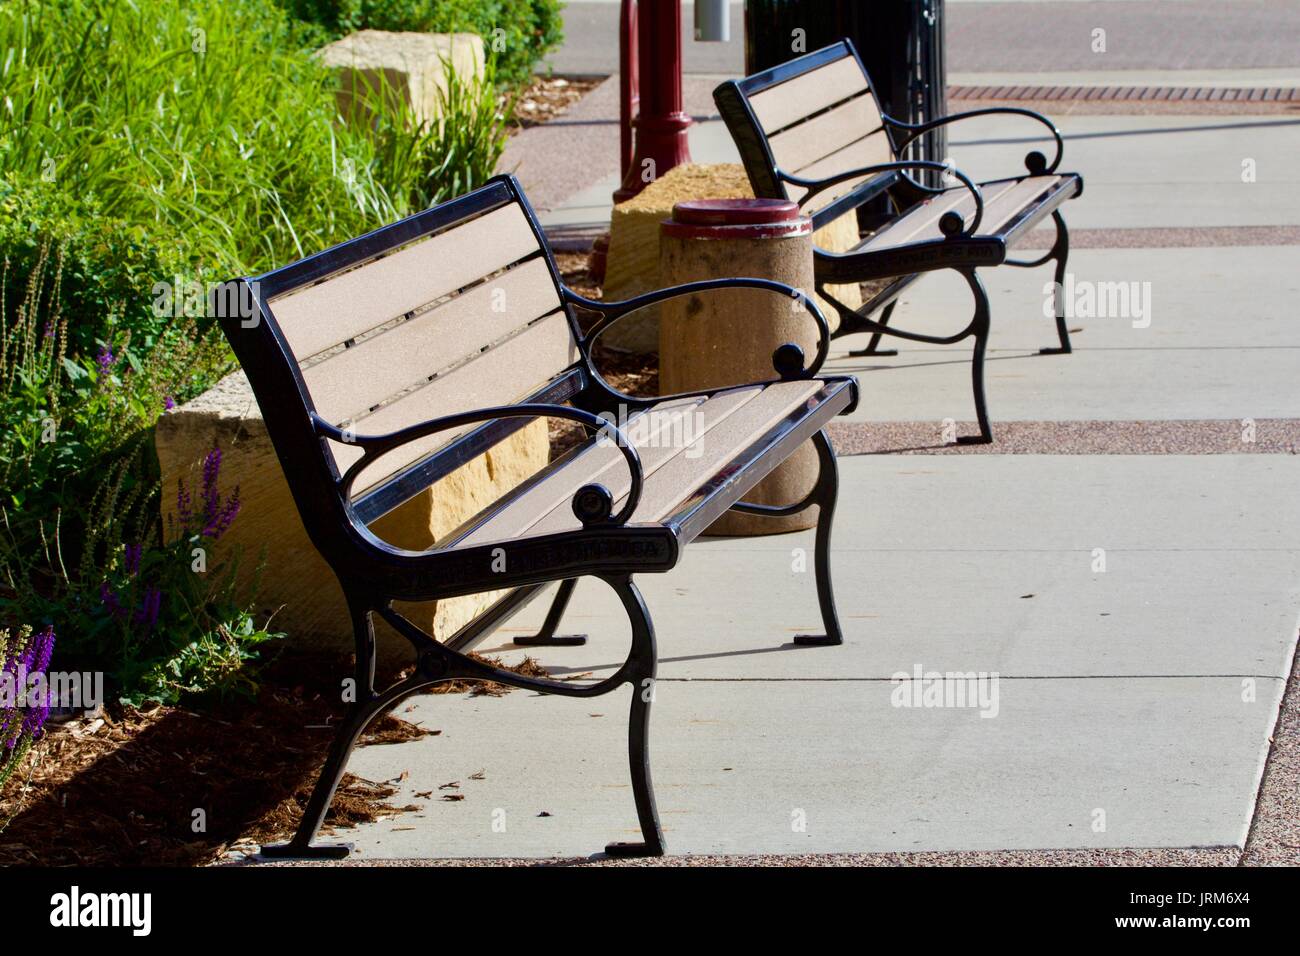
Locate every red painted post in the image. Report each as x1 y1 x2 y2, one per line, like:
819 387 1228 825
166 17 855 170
613 0 693 203
618 0 639 182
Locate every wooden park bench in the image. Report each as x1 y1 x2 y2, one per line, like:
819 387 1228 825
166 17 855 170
217 174 858 859
714 39 1084 443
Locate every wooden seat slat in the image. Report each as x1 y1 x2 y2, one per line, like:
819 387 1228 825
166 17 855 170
453 395 708 547
465 381 824 544
855 176 1064 251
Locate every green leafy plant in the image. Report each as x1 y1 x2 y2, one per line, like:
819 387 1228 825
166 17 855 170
0 0 513 279
0 0 514 705
2 441 283 706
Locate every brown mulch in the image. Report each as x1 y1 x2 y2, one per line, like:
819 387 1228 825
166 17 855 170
509 75 604 132
0 649 554 866
548 253 660 458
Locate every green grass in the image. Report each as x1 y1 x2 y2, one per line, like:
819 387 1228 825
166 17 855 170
0 0 512 278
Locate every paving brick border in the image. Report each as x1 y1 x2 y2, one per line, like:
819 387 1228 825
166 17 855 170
827 420 1300 458
950 85 1300 104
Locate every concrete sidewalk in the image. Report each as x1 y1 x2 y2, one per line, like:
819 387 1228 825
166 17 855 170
338 454 1299 858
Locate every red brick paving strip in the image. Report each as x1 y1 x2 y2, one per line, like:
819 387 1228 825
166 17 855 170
1017 225 1300 251
947 96 1299 117
950 85 1300 103
827 420 1300 457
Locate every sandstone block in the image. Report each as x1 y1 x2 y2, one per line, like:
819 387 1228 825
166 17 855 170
153 370 548 666
317 30 486 130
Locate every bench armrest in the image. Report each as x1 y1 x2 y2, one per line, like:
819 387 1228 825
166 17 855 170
314 404 646 526
883 107 1065 175
565 277 832 378
784 160 986 238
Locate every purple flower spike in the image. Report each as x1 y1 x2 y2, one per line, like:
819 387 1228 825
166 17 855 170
2 626 56 745
133 588 162 632
163 395 176 411
96 345 115 374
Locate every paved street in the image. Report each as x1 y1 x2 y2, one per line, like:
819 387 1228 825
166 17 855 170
544 0 1300 77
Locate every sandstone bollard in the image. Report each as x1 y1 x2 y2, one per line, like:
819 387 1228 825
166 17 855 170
659 198 821 536
153 371 548 666
600 163 862 353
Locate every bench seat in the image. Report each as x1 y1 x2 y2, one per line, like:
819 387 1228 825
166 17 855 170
452 377 856 550
715 38 1085 442
222 174 857 860
853 174 1081 254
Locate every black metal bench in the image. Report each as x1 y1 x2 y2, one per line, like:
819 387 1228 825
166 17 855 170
218 174 858 859
714 39 1084 443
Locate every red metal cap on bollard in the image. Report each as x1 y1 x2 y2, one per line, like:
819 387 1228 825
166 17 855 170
663 198 811 240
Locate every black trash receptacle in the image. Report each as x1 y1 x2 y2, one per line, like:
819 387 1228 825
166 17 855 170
743 0 947 186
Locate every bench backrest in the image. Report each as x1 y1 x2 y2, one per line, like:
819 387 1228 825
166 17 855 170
219 176 579 558
715 40 898 224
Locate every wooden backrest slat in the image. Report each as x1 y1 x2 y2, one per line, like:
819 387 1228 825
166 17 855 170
786 135 895 213
331 311 577 493
269 202 539 361
748 55 869 135
303 256 560 426
766 93 885 175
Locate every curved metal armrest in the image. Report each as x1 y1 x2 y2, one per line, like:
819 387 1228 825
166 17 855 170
565 277 831 377
883 107 1065 175
784 160 985 238
314 404 645 526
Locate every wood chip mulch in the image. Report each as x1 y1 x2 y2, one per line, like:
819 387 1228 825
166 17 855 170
509 75 604 132
0 650 553 866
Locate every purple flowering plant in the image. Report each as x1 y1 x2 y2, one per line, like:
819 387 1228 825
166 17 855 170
80 443 275 704
0 624 55 793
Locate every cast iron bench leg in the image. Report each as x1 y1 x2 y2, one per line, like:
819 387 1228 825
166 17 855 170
955 267 994 445
848 300 900 358
512 578 588 647
795 429 846 647
1038 210 1074 355
261 595 385 860
603 574 666 858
